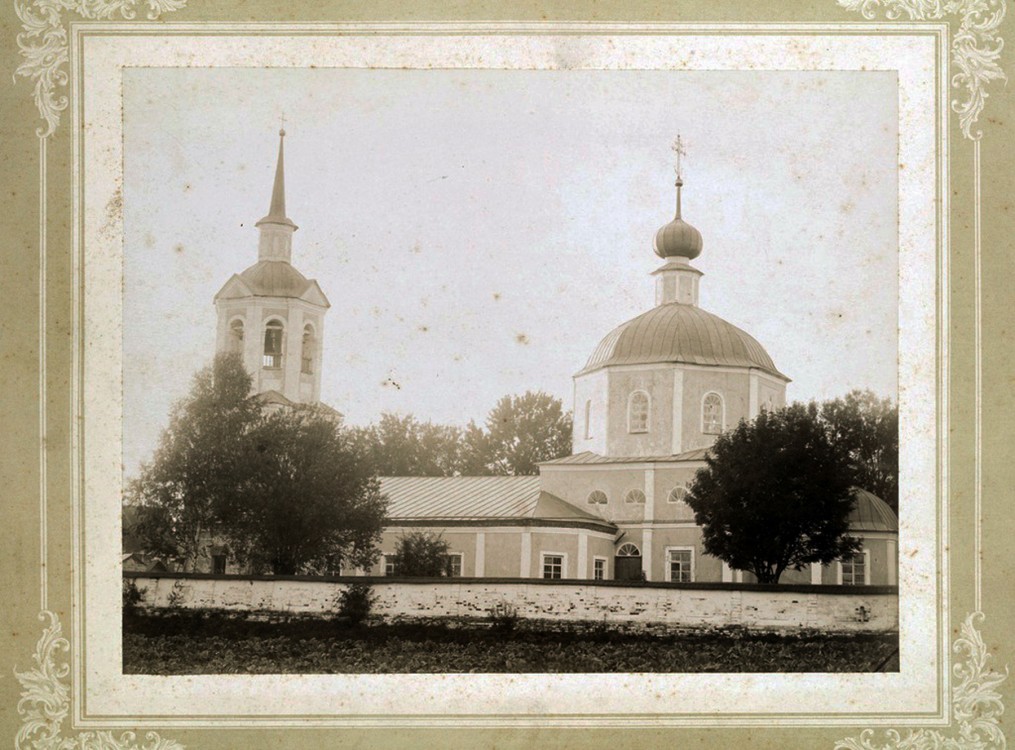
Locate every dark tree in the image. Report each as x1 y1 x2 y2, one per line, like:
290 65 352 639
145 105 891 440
685 403 860 584
470 391 573 475
125 353 260 571
390 530 453 577
817 390 898 514
221 406 388 575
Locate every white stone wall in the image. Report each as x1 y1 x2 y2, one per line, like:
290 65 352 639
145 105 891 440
129 575 898 633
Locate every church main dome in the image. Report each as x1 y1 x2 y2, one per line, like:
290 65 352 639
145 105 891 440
581 303 787 380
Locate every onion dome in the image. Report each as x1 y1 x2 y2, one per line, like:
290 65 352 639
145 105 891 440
581 303 787 380
654 177 703 260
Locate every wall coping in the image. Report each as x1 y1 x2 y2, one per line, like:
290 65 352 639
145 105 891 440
123 570 898 596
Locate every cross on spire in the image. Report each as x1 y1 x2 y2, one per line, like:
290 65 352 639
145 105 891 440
672 134 687 184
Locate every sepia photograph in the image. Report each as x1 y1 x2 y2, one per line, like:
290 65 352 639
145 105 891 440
118 66 901 675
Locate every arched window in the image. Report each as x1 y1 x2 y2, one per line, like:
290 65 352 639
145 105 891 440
584 399 593 440
668 486 688 504
228 318 244 354
702 392 724 435
628 390 650 433
616 543 641 557
587 490 608 505
301 324 315 375
625 488 646 504
263 320 284 368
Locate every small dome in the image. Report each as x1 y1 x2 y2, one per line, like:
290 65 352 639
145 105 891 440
654 216 703 260
581 303 787 379
848 488 898 532
239 260 311 297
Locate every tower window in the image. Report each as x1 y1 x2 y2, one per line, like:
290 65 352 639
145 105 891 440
229 319 244 354
263 321 284 368
584 399 593 440
702 392 724 435
628 390 650 433
301 324 315 375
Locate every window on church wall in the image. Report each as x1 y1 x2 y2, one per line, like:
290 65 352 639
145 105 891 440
587 490 608 505
229 319 244 354
263 321 284 369
625 489 646 504
584 399 593 439
301 324 315 375
666 548 694 583
702 392 724 434
839 550 869 586
628 391 650 433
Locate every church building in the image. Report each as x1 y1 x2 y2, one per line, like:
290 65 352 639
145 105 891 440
203 131 898 587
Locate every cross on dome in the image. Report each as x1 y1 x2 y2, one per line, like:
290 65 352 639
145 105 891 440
672 134 687 184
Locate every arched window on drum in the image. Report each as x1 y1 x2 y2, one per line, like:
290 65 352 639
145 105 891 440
702 392 724 435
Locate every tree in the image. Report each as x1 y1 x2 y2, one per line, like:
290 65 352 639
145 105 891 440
685 403 860 584
125 352 260 571
220 405 387 575
470 391 573 475
817 390 898 514
349 414 465 477
389 531 453 577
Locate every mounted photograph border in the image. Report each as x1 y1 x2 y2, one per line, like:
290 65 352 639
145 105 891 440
4 3 1009 748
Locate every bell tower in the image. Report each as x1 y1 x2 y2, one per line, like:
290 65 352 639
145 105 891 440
213 128 331 404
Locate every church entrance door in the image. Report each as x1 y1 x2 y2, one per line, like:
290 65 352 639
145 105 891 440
614 543 643 581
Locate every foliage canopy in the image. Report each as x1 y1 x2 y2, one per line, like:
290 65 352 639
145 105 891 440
685 403 860 584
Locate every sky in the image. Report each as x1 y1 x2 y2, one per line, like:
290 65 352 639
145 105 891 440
122 68 898 474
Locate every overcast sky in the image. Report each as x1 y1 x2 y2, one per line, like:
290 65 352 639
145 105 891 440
122 68 898 474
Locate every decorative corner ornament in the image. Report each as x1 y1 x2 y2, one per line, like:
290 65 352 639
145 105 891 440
835 612 1008 750
14 611 185 750
13 0 188 139
838 0 1008 140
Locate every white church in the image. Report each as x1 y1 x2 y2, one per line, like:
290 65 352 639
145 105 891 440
203 130 898 587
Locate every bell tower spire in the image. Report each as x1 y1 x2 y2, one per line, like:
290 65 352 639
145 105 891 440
255 126 298 262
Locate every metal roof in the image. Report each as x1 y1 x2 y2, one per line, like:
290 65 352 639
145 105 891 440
238 260 313 298
380 476 542 519
580 303 787 380
541 448 710 466
848 488 898 532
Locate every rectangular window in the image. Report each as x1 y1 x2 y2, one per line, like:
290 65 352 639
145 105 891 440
593 558 606 581
667 549 693 583
383 555 396 577
444 553 463 577
542 554 564 580
841 552 868 585
212 554 227 575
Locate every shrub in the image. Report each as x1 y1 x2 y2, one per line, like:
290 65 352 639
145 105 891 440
166 579 186 608
390 531 452 577
488 601 519 632
122 578 147 614
337 583 376 626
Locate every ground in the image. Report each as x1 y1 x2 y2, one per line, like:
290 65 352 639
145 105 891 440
123 611 899 674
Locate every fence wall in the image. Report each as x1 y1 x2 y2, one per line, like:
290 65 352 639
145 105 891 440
125 572 898 633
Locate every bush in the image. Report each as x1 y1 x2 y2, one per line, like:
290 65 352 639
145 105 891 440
390 531 451 577
122 578 147 614
488 601 519 632
337 583 376 626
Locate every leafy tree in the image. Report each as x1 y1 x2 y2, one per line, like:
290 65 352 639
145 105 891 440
817 390 898 514
221 405 387 575
389 531 453 577
685 403 860 584
470 391 573 475
125 353 260 571
349 414 465 477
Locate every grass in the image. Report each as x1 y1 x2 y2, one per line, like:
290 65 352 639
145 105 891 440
123 611 898 674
